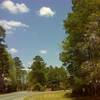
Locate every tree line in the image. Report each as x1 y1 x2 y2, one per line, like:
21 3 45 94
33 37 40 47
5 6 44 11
27 55 68 91
0 26 67 93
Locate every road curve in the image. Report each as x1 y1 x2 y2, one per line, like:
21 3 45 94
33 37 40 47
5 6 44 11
0 91 33 100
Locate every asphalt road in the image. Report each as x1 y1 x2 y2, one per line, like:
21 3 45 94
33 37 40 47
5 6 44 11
0 91 33 100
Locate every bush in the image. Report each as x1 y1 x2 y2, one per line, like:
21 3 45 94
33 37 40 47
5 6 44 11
33 83 45 91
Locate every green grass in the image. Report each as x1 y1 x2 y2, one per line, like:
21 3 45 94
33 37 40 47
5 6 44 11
24 91 73 100
24 91 100 100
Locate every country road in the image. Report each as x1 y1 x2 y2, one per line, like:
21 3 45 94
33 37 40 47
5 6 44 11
0 91 34 100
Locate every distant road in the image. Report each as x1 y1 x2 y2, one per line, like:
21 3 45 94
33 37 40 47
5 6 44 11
0 91 33 100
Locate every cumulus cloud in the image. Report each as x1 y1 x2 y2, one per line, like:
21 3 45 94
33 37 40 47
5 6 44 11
0 20 28 30
40 50 47 54
38 7 55 17
8 48 18 54
1 0 29 14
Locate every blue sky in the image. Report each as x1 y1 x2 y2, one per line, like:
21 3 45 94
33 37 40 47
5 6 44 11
0 0 72 67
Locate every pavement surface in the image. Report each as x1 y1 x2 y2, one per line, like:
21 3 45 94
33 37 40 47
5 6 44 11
0 91 33 100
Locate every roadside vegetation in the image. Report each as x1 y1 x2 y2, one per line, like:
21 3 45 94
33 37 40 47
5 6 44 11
27 55 68 91
24 91 70 100
60 0 100 97
24 91 100 100
0 26 67 93
0 25 27 93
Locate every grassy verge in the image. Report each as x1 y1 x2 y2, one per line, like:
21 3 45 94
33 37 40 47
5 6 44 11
24 91 73 100
24 91 100 100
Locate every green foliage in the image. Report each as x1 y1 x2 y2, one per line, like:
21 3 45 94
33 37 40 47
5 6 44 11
13 57 25 91
28 55 46 91
8 55 16 81
28 55 68 91
33 83 44 91
60 0 100 96
0 26 17 93
46 66 68 90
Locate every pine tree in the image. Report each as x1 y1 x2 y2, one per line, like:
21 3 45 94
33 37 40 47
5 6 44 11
60 0 100 96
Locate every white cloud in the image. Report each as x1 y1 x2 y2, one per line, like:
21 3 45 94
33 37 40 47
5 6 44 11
0 20 28 30
1 0 29 14
16 3 29 13
38 7 55 17
40 50 47 54
8 48 18 54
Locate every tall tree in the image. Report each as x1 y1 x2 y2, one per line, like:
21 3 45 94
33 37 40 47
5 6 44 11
0 26 17 93
0 26 6 77
60 0 100 96
29 55 46 91
13 57 24 91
